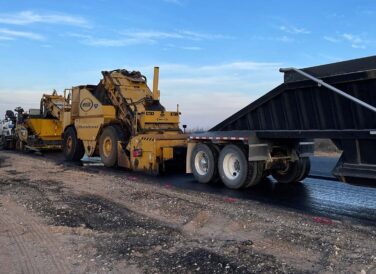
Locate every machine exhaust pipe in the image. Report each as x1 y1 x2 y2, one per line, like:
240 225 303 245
153 66 160 101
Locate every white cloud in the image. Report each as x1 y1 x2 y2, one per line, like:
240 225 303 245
121 30 184 40
323 33 367 49
357 10 374 15
0 10 89 28
120 30 231 41
276 35 294 43
70 29 230 47
68 33 148 47
350 43 366 49
0 28 44 40
0 36 14 40
178 30 230 40
342 33 364 45
253 35 294 43
180 46 202 51
323 36 340 43
279 25 310 34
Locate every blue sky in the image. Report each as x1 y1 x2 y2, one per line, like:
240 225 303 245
0 0 375 128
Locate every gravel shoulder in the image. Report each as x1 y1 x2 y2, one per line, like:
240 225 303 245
0 151 375 273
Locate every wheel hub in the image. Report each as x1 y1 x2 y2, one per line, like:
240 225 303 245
223 152 241 180
66 136 73 152
194 151 209 176
277 161 291 175
103 137 113 158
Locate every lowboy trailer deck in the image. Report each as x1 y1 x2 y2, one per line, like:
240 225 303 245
187 56 376 188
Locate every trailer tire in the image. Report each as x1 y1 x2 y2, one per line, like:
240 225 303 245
99 126 121 167
191 143 218 184
271 157 310 183
218 144 260 189
63 127 85 161
243 161 265 188
295 157 311 182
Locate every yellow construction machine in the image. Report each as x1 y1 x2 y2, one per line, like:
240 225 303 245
14 91 68 151
62 67 187 174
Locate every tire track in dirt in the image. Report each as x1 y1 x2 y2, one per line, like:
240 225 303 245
18 216 71 273
0 175 90 274
3 230 28 274
0 175 74 273
0 214 37 274
0 201 72 274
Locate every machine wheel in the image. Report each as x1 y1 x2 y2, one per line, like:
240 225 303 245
2 137 8 150
191 143 218 183
218 144 262 189
15 140 25 151
40 100 48 118
271 157 310 183
99 126 122 167
63 127 85 161
3 139 14 150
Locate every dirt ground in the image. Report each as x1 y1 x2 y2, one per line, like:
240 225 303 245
0 151 375 274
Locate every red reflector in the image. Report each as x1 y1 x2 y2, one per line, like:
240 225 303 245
133 149 142 157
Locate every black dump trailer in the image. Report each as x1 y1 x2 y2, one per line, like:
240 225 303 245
186 56 376 189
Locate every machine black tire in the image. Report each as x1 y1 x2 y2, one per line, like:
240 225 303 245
99 126 122 167
0 136 4 149
295 157 311 182
218 144 260 189
3 139 14 150
63 127 85 161
191 143 218 184
40 99 48 118
271 157 310 183
16 140 25 151
243 161 265 188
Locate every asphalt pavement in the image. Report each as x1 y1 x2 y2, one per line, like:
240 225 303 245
69 154 376 225
151 156 376 225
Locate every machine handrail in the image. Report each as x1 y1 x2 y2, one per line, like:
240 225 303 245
280 67 376 113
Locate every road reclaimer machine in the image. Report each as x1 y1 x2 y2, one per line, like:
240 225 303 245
12 91 68 151
62 67 187 174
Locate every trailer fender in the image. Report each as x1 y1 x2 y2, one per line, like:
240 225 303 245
186 142 196 173
248 143 269 161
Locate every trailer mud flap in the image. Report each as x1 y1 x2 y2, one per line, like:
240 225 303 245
248 144 269 161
